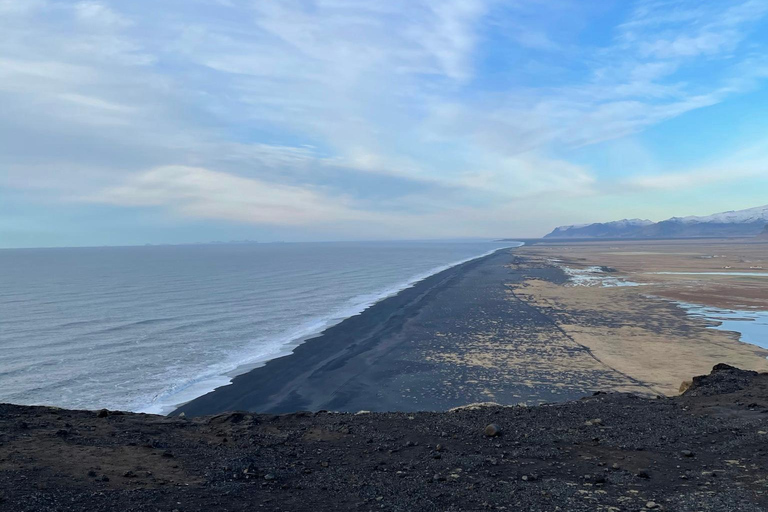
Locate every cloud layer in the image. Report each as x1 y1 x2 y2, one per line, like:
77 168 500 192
2 0 768 244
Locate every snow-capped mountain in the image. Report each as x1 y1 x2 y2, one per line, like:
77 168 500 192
673 205 768 225
546 219 653 239
545 205 768 239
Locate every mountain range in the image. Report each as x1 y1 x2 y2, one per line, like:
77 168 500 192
545 204 768 239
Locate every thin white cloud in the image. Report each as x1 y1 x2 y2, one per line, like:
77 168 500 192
627 169 754 190
92 166 372 225
624 140 768 191
74 2 130 27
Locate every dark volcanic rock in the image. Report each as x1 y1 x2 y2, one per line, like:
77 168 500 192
684 363 758 396
2 365 768 511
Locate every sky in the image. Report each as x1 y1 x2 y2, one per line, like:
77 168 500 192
2 0 768 248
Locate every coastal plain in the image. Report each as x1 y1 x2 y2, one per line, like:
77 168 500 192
520 238 768 310
516 239 768 396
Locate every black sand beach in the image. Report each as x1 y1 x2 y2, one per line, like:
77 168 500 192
176 248 651 416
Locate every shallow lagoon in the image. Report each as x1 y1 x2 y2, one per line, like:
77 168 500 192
678 303 768 351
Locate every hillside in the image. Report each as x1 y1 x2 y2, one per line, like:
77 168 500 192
546 204 768 239
3 364 768 511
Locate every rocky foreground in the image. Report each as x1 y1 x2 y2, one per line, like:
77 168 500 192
3 365 768 511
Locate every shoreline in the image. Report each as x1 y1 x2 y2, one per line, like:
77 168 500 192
175 247 652 416
173 248 515 415
159 244 520 415
176 238 768 417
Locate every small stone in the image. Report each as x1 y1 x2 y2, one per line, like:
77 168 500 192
646 501 660 509
87 470 97 478
611 463 620 470
680 450 695 458
162 450 175 458
636 469 651 479
264 474 275 481
435 444 444 452
122 471 136 478
484 424 501 437
321 461 329 467
97 409 109 418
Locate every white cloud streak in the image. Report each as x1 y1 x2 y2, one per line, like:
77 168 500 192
92 166 371 225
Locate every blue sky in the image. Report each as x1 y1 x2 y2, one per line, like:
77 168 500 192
2 0 768 247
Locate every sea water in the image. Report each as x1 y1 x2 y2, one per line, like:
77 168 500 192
0 240 518 413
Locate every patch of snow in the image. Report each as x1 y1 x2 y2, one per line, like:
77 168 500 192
672 204 768 225
607 218 654 227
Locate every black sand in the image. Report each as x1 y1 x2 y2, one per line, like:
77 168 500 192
176 249 651 416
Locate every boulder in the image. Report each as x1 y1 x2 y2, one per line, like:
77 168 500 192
683 364 758 397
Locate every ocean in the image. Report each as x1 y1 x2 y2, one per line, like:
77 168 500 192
0 240 518 414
